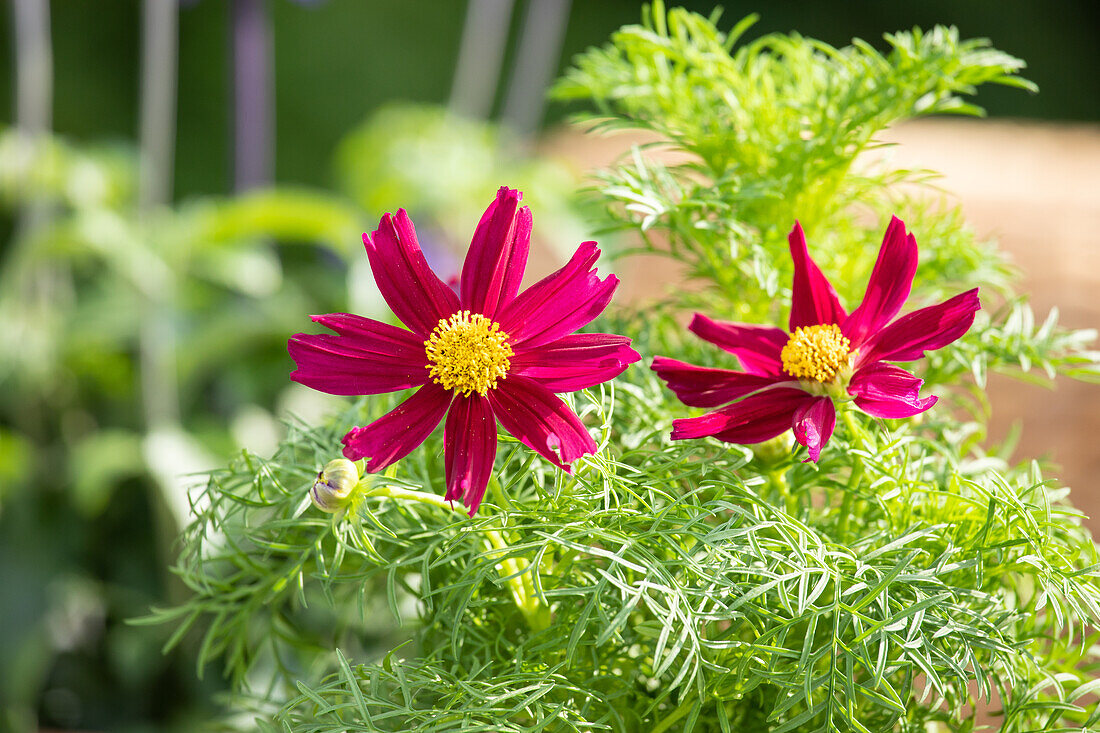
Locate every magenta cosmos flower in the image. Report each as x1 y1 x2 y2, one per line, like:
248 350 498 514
289 187 640 515
653 217 980 461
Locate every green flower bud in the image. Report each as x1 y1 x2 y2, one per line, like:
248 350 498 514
310 458 360 513
752 433 794 465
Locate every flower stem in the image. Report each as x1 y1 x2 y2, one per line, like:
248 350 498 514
651 699 695 733
488 473 513 512
837 410 867 537
362 482 549 631
769 468 797 516
364 483 459 511
484 526 550 631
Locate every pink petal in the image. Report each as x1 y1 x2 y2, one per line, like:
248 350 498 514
460 187 532 319
444 395 498 516
342 382 452 471
857 288 980 366
848 362 938 418
289 313 428 395
652 357 790 408
688 314 788 376
496 241 617 349
788 221 847 330
363 210 460 336
486 376 597 471
792 397 836 462
511 333 641 392
842 216 918 348
670 388 812 444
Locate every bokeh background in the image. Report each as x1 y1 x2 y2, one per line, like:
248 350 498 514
1 1 1098 730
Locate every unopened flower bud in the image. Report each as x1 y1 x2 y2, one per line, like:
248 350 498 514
752 433 794 465
310 458 360 513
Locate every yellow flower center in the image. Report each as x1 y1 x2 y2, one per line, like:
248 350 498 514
780 324 851 383
424 310 513 397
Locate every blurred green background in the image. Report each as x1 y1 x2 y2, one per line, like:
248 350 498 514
1 1 1098 731
1 0 1097 200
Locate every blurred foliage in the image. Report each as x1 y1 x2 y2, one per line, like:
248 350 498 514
0 100 582 731
2 1 1098 198
335 103 586 261
0 123 364 731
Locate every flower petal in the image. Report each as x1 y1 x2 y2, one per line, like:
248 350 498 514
670 388 812 443
511 333 640 392
857 288 980 365
688 314 788 376
496 241 617 349
342 382 451 471
444 395 498 516
486 376 597 471
652 357 789 408
364 210 460 336
842 216 918 347
788 221 847 330
289 313 428 395
848 362 938 418
792 397 836 462
460 187 532 319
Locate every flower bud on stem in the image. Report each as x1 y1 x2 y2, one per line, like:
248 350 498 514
356 479 548 631
311 458 360 513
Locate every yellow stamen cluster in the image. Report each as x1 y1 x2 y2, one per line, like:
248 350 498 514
425 310 513 397
780 324 851 383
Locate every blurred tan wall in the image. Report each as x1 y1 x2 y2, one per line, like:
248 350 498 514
543 119 1100 532
878 120 1100 532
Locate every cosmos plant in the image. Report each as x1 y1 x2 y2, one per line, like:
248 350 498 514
148 5 1100 732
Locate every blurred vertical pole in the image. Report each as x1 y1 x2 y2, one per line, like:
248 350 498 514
449 0 515 120
231 0 273 191
501 0 571 140
139 0 178 209
139 0 207 540
138 0 180 428
11 0 52 238
10 0 65 437
12 0 52 149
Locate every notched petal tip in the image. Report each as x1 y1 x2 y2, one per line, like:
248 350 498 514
849 362 939 418
858 287 981 365
497 241 617 349
461 187 533 318
341 427 369 461
487 377 597 470
495 185 522 201
788 220 847 330
842 215 919 346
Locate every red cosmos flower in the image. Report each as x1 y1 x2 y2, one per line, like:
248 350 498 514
653 217 980 461
289 187 640 515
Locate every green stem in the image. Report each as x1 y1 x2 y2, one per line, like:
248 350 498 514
488 473 513 512
651 699 696 733
769 468 796 516
484 527 550 631
837 410 868 537
364 484 462 512
362 482 549 631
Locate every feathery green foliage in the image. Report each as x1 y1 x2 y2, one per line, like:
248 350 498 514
152 4 1100 731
